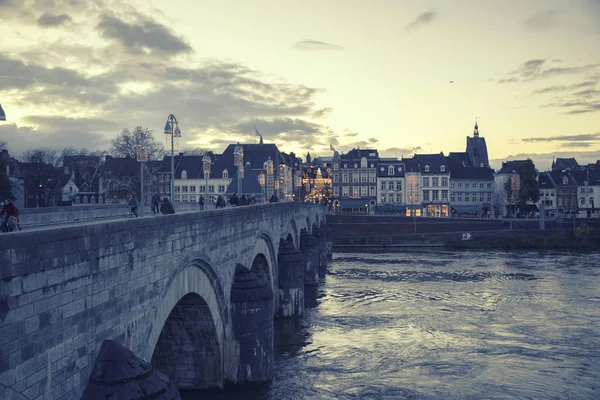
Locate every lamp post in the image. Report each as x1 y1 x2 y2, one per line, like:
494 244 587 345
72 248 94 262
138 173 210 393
202 153 211 210
163 114 180 200
266 156 274 201
234 143 244 196
135 134 148 217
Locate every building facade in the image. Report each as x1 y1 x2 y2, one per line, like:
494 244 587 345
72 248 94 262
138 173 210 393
415 153 450 217
332 148 379 211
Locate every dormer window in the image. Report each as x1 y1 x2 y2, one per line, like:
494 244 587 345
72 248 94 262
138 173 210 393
425 165 430 172
388 166 395 175
181 170 187 180
398 166 403 172
440 165 445 172
222 170 229 179
361 157 367 168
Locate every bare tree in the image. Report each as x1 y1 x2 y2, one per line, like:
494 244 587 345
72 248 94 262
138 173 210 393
19 148 61 166
110 126 165 160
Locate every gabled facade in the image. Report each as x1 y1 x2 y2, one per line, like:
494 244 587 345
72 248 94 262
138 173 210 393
446 153 494 217
331 148 378 211
173 153 234 204
403 157 421 216
376 158 405 206
415 153 450 217
493 160 531 217
550 169 578 217
537 171 557 216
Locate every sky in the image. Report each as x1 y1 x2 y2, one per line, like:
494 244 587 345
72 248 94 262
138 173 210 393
0 0 599 171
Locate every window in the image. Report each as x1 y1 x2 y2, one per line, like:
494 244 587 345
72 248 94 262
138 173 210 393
190 186 196 192
352 186 359 197
388 166 395 175
440 165 445 172
218 185 225 193
361 186 368 196
361 157 368 168
458 182 463 188
181 170 187 179
388 182 394 191
480 183 484 189
432 191 439 201
333 186 339 195
352 173 359 183
380 181 386 190
223 170 229 179
333 173 339 183
369 186 376 196
200 185 205 193
354 163 358 168
442 190 448 201
465 183 470 189
342 173 349 183
182 186 188 192
451 182 455 188
480 193 484 202
472 193 477 202
442 177 448 187
381 195 387 203
342 186 349 197
361 173 367 183
423 190 430 201
369 173 376 182
457 192 463 202
487 183 492 189
175 186 180 192
422 177 430 187
344 164 347 168
487 193 492 203
208 185 215 193
334 163 339 171
451 193 456 202
396 181 402 191
432 177 439 187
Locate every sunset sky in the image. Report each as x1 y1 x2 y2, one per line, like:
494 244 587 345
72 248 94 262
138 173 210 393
0 0 599 170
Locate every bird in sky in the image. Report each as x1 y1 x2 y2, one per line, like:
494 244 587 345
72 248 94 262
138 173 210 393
449 81 454 83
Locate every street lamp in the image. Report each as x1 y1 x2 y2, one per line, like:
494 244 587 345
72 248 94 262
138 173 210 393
136 134 148 217
202 153 211 210
163 114 180 199
234 143 244 196
0 103 6 121
266 156 274 201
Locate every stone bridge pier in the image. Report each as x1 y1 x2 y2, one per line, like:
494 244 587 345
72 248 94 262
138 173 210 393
0 203 330 399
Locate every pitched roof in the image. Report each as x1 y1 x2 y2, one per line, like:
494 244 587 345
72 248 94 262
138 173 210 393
414 153 448 174
101 156 138 178
341 148 379 161
538 172 556 189
447 152 473 168
497 160 532 174
226 165 263 194
377 159 406 177
466 136 490 168
552 157 579 171
402 156 420 173
222 143 285 172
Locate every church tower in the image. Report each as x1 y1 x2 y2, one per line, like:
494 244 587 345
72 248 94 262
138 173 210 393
466 119 489 168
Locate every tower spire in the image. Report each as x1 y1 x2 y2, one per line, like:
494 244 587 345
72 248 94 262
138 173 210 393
473 118 479 138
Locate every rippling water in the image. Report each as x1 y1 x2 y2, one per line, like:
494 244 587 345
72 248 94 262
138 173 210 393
183 250 600 400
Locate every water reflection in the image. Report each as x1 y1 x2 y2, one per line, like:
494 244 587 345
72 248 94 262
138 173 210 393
182 250 600 400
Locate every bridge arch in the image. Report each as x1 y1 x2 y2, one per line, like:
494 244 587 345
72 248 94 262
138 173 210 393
282 219 299 249
145 257 227 390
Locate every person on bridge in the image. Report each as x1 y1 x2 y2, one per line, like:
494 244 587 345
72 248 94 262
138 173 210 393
269 194 278 203
216 195 226 209
229 192 239 206
161 196 175 214
199 195 205 209
151 193 161 214
128 195 139 218
0 199 19 232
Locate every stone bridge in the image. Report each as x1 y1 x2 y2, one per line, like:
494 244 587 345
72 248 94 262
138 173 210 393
0 203 330 399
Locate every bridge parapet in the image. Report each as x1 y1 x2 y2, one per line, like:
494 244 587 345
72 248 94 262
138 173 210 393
0 203 328 399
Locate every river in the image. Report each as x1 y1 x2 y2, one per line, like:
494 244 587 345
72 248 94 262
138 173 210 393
182 250 600 400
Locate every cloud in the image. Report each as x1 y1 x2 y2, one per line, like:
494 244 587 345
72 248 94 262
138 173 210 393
405 10 438 31
294 40 344 51
523 10 563 31
38 12 72 27
498 59 600 83
532 80 597 94
97 11 193 55
522 133 600 142
378 146 423 157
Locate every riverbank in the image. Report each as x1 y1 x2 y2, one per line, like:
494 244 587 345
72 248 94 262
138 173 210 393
327 214 600 251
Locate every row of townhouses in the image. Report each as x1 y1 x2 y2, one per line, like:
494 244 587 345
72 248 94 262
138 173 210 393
2 122 598 218
303 123 599 218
